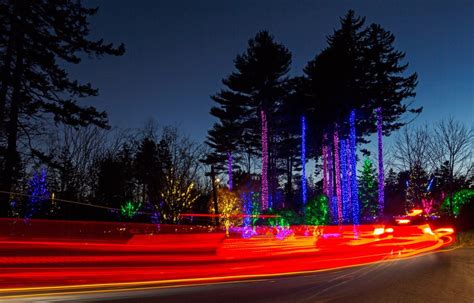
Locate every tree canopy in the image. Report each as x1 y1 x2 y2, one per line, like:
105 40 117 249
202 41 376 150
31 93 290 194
0 0 125 208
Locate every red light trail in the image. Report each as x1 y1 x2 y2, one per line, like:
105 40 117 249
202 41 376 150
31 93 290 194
0 219 455 294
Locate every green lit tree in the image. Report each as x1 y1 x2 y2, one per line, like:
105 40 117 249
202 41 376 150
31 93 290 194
120 200 141 219
358 158 378 220
206 30 292 208
440 189 474 217
305 195 329 225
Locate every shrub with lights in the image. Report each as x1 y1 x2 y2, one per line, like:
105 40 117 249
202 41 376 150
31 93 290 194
26 169 51 218
120 200 142 219
209 188 243 229
304 195 329 226
441 189 474 217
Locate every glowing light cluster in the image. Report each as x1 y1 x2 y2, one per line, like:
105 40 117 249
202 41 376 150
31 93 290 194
27 169 50 218
349 110 359 225
304 195 329 226
209 188 242 230
441 189 474 216
376 107 385 215
261 110 269 210
301 116 307 205
120 200 142 219
242 192 260 228
333 127 342 224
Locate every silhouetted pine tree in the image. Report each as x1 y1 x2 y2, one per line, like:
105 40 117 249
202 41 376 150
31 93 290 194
303 10 419 143
0 1 125 215
384 168 408 215
135 138 163 206
94 145 135 217
206 31 292 200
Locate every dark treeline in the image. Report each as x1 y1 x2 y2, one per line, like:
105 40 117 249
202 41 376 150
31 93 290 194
205 11 420 210
0 3 472 225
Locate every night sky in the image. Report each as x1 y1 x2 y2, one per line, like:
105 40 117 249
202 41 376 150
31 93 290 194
70 0 473 149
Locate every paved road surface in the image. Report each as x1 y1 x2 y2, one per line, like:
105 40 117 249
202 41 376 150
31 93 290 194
5 247 474 303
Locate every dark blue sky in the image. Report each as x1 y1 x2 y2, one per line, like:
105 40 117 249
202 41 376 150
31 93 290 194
71 0 473 147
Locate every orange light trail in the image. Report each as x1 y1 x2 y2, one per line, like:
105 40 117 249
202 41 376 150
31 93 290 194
395 218 411 224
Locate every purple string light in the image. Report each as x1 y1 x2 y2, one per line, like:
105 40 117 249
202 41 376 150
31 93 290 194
227 151 233 191
327 141 335 223
261 110 269 210
322 139 328 197
333 126 342 224
301 116 307 205
377 107 385 215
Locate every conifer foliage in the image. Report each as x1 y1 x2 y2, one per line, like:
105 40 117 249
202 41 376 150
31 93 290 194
358 158 378 221
0 0 125 205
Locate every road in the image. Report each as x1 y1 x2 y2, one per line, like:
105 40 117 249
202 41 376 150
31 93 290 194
4 247 473 303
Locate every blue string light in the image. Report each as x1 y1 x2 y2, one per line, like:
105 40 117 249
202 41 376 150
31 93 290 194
340 139 350 223
301 116 307 205
426 178 434 192
350 110 360 225
27 169 50 218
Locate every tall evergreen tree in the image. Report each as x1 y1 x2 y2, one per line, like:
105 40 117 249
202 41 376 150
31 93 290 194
135 137 163 205
94 145 135 214
303 10 420 145
206 97 245 186
384 168 403 215
206 31 291 207
0 1 125 214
